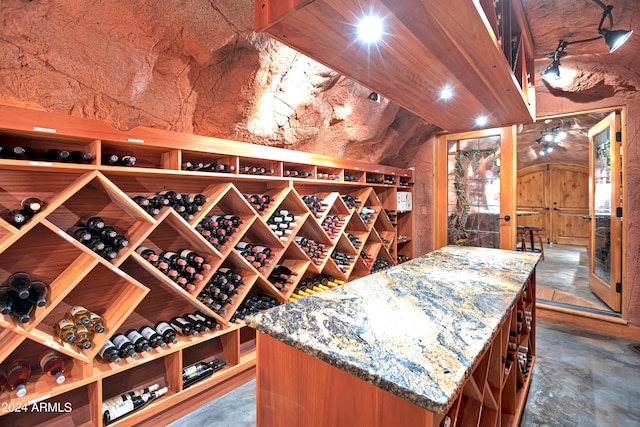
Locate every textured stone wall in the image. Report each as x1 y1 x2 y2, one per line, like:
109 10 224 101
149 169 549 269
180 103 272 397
0 0 437 254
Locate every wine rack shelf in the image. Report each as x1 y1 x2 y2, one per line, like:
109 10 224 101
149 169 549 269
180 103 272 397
0 104 414 426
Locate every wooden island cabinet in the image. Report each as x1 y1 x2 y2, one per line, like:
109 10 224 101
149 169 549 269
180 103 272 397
249 246 539 427
0 104 413 426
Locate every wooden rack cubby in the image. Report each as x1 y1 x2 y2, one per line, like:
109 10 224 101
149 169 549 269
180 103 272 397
0 104 414 425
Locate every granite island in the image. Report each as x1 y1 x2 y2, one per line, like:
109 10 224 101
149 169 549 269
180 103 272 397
248 246 540 427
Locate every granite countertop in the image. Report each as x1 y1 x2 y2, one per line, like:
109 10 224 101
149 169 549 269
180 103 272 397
247 246 540 414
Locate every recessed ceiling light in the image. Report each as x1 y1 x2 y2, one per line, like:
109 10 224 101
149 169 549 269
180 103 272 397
475 116 488 127
357 15 384 43
440 87 454 100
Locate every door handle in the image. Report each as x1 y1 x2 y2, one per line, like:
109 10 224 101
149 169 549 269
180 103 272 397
496 215 511 221
583 215 592 220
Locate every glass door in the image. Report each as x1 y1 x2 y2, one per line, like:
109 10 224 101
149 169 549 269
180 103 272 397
588 112 622 312
435 127 517 250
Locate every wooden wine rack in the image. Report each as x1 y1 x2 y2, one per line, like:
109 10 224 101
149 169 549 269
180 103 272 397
444 274 536 427
0 105 414 426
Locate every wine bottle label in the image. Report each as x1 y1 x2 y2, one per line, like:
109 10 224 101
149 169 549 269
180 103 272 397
57 318 74 329
7 361 27 377
139 326 157 341
126 330 144 342
112 335 131 348
39 351 60 370
69 306 88 317
104 398 137 420
100 341 117 356
155 322 174 335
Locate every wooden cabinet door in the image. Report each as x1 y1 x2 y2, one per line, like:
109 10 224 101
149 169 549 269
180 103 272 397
550 164 589 245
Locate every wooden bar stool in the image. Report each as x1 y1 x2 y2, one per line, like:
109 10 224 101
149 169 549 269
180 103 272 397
517 226 545 260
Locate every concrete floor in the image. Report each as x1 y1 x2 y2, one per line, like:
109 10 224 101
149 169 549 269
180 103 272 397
168 321 640 427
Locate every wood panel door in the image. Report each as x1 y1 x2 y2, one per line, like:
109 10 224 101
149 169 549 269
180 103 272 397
551 164 589 245
588 112 622 312
516 164 549 232
516 163 588 245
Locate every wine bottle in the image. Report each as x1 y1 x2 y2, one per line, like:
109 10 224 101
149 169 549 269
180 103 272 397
67 150 93 163
99 340 122 365
28 280 50 307
103 387 167 425
135 247 160 262
183 313 207 332
81 216 105 229
192 311 220 331
3 209 27 228
10 298 35 323
111 333 138 358
182 361 215 388
8 272 31 300
89 312 106 333
21 197 45 215
54 318 77 344
0 286 15 315
69 226 93 242
67 305 92 326
39 350 66 384
43 149 70 161
154 321 178 344
11 146 37 160
125 329 152 353
0 364 7 393
75 324 93 349
139 325 167 349
101 383 160 413
170 316 198 336
6 359 31 397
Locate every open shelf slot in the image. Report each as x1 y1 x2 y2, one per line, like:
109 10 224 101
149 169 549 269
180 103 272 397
44 172 154 266
233 182 289 218
100 140 177 170
238 157 279 177
264 244 310 297
283 162 314 179
198 251 260 323
233 218 285 278
0 384 94 426
111 260 227 362
181 332 237 390
37 262 148 361
180 151 237 175
365 172 384 185
316 167 341 182
0 129 98 167
0 339 86 405
0 223 98 334
133 209 223 296
101 354 179 424
196 184 257 256
294 216 333 273
265 188 309 243
343 169 365 183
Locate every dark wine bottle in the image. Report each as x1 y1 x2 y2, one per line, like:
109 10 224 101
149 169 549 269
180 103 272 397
28 280 50 307
170 316 198 336
67 151 93 163
11 146 37 160
43 149 70 161
139 325 166 348
103 387 167 425
125 329 153 353
81 216 105 229
8 272 31 300
0 286 15 315
10 298 35 323
3 209 27 228
21 197 44 215
111 333 138 359
98 340 122 365
154 321 178 344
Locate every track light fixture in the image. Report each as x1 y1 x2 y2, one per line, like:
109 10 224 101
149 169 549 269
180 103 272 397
542 0 632 81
